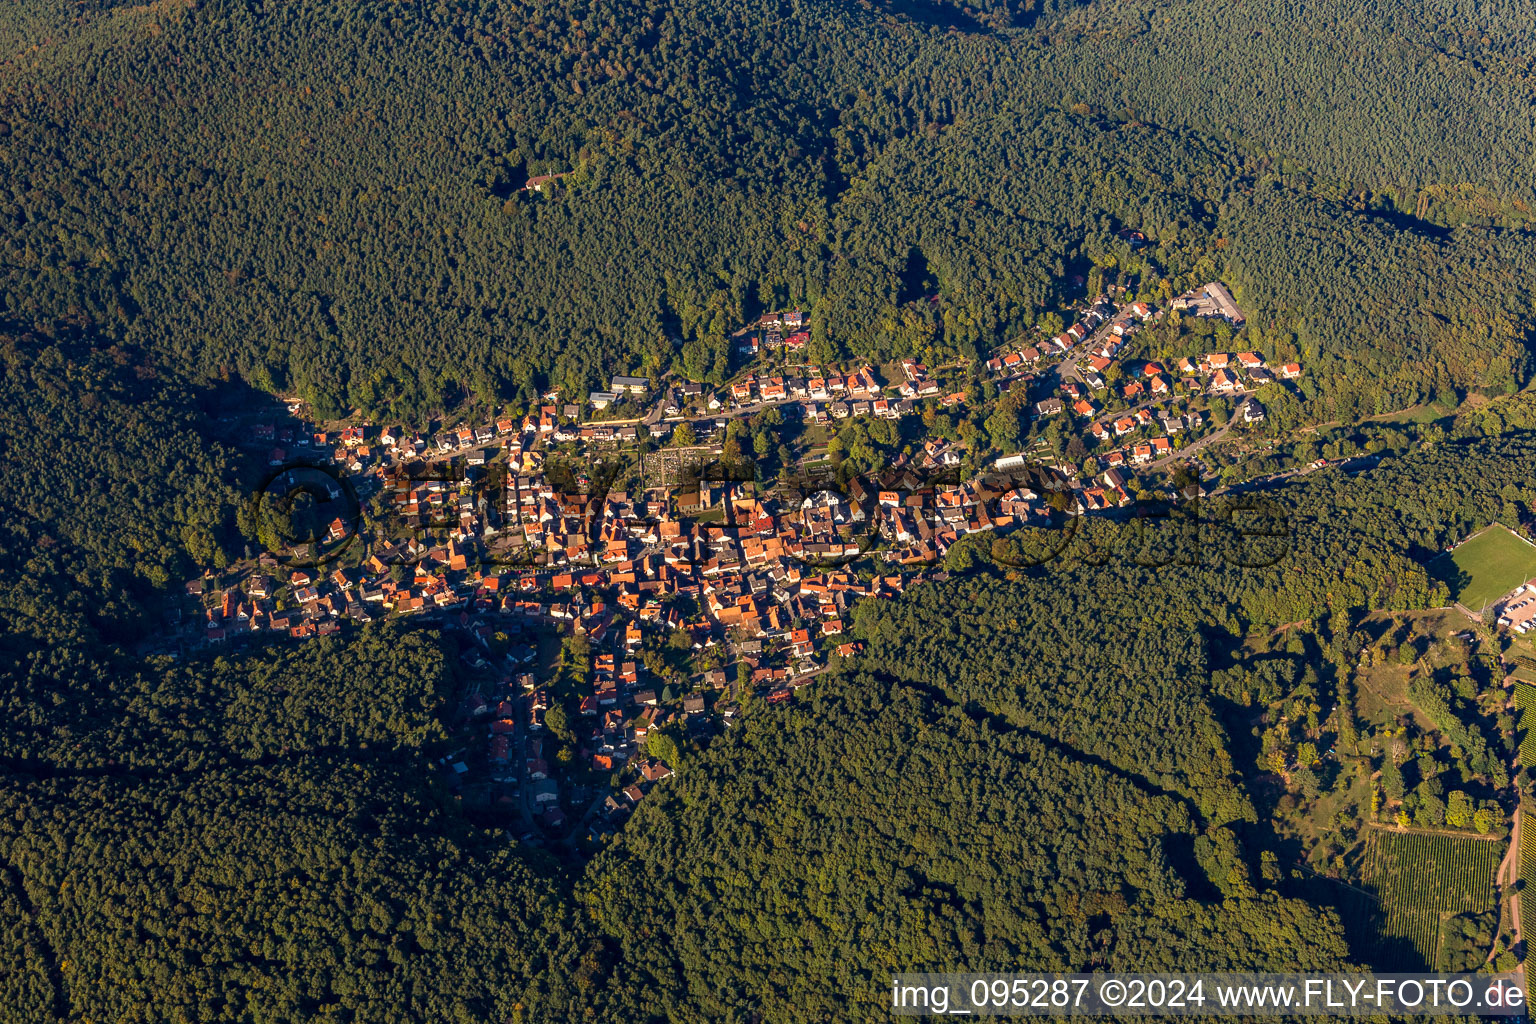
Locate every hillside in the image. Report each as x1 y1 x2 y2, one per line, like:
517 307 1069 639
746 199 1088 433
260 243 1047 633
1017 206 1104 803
2 0 1536 1020
0 0 1532 420
567 671 1355 1023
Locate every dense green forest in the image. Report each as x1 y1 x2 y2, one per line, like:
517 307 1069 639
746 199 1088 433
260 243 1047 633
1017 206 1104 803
1 0 1533 420
0 327 254 633
568 672 1355 1023
3 0 1536 1018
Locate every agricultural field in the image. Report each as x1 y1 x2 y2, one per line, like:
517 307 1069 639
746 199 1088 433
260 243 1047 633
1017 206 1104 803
1428 524 1536 612
1522 816 1536 950
1517 684 1536 768
1358 830 1503 970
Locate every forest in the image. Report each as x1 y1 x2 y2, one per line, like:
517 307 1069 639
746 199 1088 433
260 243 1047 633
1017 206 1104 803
0 0 1533 422
3 0 1536 1019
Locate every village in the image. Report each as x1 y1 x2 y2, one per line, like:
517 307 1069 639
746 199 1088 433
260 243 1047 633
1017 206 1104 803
186 283 1308 847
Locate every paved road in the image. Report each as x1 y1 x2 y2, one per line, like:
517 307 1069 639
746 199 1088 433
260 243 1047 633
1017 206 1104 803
509 692 539 835
1144 422 1232 472
1202 449 1339 494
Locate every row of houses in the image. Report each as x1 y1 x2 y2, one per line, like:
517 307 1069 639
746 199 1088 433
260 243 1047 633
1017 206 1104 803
1176 351 1302 394
987 297 1150 377
727 365 883 405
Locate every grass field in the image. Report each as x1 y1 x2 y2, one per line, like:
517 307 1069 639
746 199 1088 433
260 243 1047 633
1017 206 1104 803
1357 830 1502 969
1428 524 1536 611
1368 402 1456 427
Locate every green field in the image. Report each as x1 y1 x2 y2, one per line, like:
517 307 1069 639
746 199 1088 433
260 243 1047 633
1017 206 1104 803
1429 525 1536 611
1358 830 1503 969
1369 402 1456 427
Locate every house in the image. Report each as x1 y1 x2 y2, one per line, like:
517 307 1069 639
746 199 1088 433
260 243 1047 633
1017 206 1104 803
523 172 570 193
1033 398 1064 418
1237 351 1265 370
1209 369 1239 393
590 391 619 409
1279 363 1303 379
1242 399 1265 423
1175 282 1245 324
639 760 673 782
610 375 650 396
1203 282 1244 323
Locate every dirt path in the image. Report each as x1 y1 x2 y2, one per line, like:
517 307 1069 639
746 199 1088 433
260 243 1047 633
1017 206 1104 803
1491 802 1523 971
1368 822 1505 841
